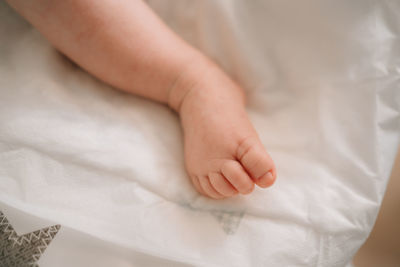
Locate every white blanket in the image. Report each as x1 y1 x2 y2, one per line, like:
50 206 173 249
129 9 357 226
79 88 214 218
0 1 399 266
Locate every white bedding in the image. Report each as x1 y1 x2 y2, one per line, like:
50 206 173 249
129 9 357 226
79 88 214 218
0 1 399 266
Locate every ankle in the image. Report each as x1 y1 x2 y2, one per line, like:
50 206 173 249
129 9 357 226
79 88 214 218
167 54 210 113
167 55 246 114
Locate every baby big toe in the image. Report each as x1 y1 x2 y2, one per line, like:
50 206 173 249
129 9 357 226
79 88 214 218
255 170 275 188
237 138 276 188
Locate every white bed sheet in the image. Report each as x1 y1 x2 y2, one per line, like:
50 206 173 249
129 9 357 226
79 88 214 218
0 0 399 266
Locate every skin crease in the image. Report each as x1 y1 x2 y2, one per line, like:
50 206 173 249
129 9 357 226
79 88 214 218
6 0 277 199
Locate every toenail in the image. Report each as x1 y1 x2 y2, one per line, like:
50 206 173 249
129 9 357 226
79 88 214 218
258 171 274 187
265 171 274 181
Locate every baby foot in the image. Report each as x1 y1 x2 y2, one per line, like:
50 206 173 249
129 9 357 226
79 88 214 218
169 59 276 199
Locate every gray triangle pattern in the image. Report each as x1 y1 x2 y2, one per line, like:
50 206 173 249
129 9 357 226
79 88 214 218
210 210 244 235
0 211 60 267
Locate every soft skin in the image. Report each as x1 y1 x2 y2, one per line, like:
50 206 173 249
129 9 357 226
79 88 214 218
6 0 277 199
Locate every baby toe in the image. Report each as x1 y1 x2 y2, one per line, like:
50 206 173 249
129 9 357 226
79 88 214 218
255 170 276 188
199 175 225 199
190 175 207 196
237 137 276 188
209 172 238 197
221 160 255 195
